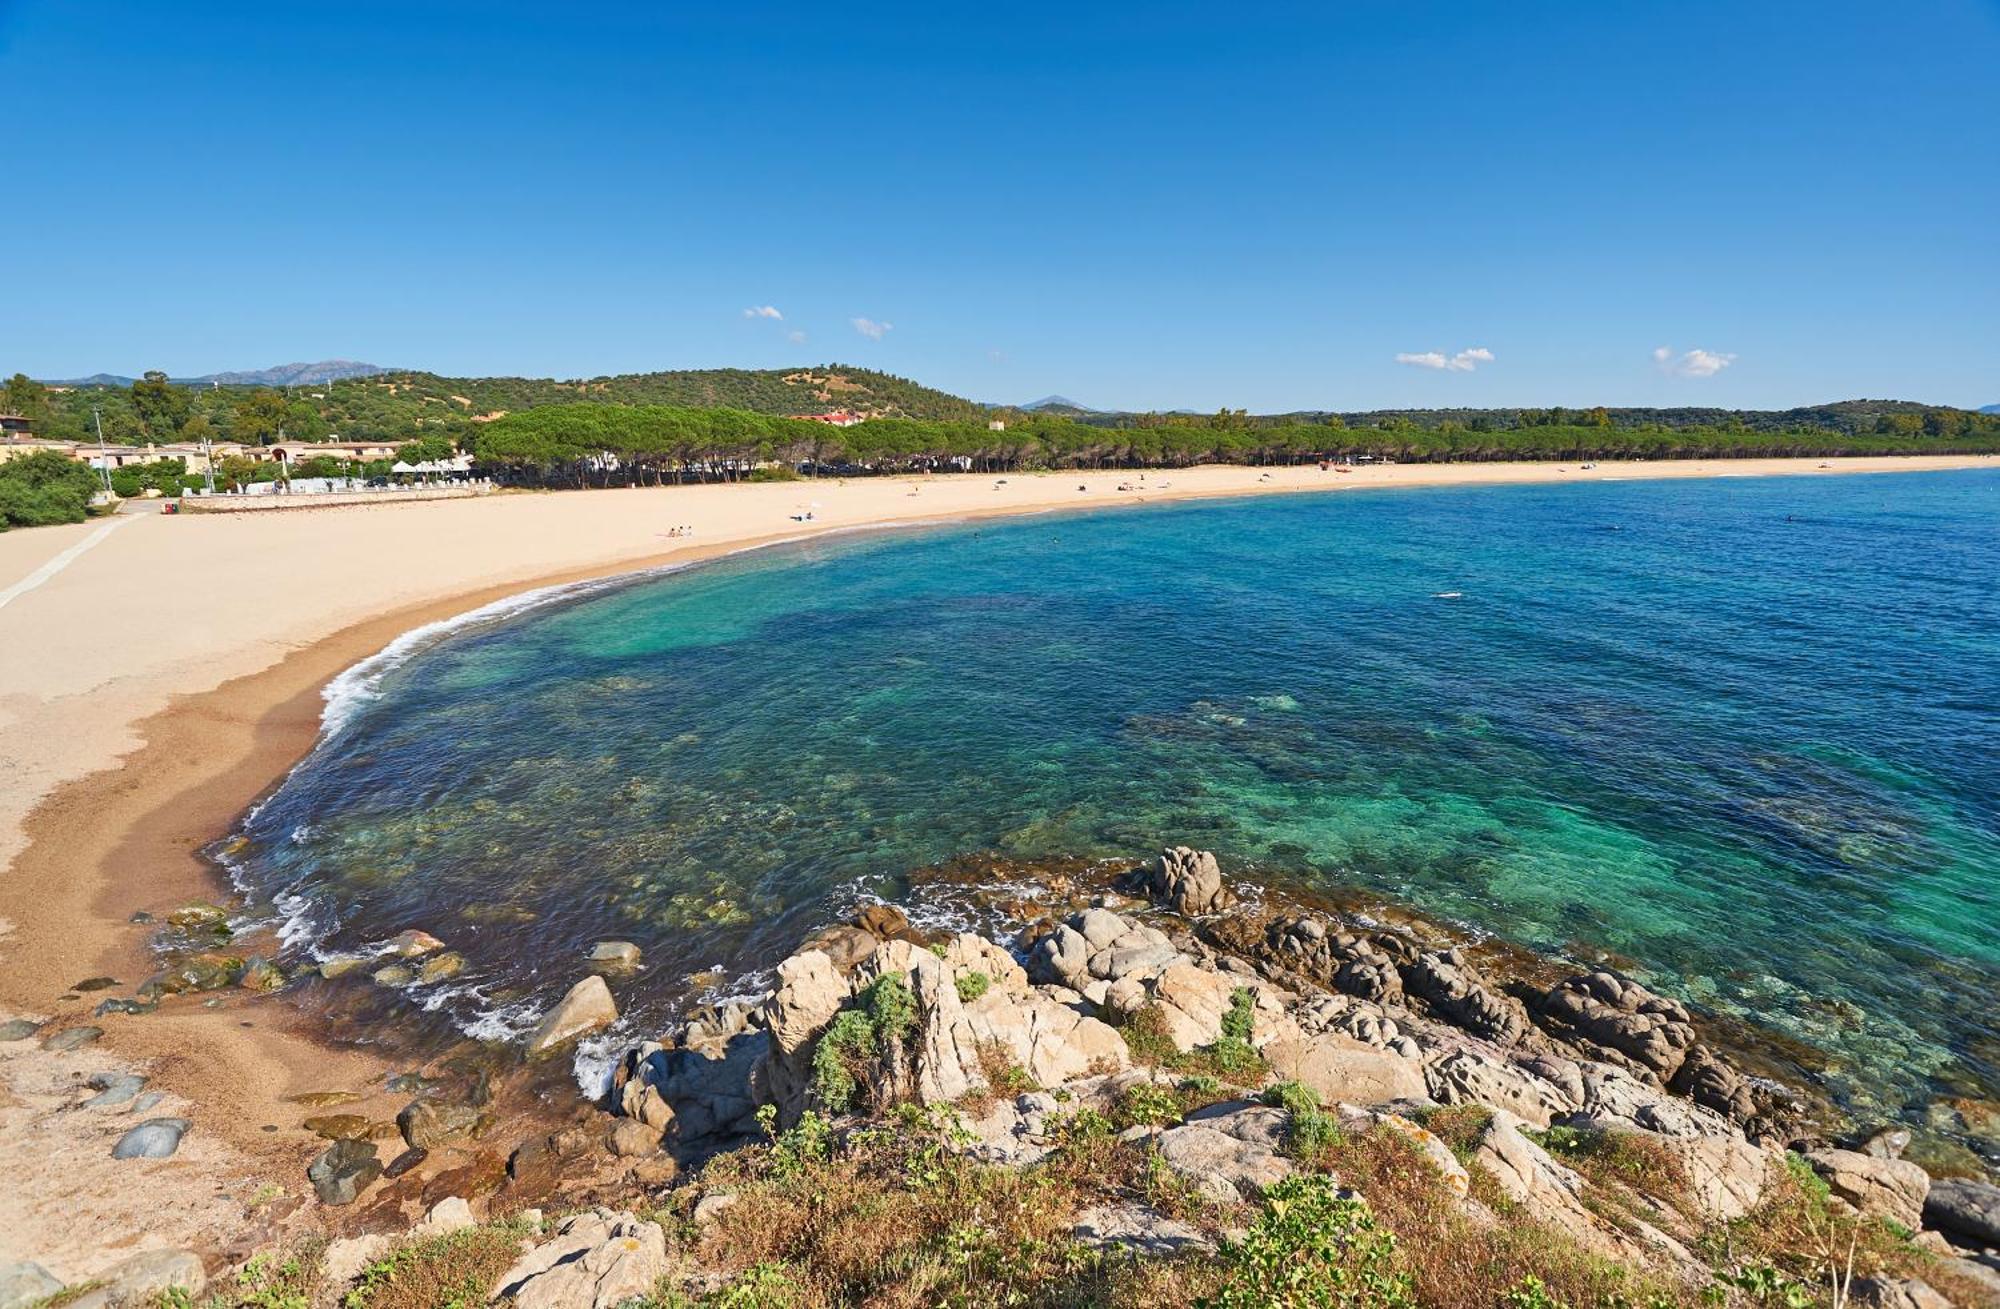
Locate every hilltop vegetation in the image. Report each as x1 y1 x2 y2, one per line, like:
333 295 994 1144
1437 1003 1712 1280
8 369 1997 484
12 366 982 447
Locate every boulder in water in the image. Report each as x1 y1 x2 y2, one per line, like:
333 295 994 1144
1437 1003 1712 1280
1147 846 1233 916
525 976 617 1058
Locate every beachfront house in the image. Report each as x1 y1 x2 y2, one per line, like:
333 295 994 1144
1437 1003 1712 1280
264 439 404 465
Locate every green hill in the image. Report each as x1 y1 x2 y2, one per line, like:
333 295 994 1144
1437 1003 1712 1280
24 365 984 445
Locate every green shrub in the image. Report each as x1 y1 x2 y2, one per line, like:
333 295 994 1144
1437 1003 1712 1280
1264 1080 1345 1162
954 971 990 1003
860 971 915 1044
0 451 100 529
1221 987 1257 1042
811 1009 877 1110
1197 1174 1414 1309
746 465 800 482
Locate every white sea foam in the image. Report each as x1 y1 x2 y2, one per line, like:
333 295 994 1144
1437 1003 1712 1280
573 1024 633 1098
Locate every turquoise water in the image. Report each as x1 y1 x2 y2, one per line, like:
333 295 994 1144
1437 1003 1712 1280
237 471 2000 1128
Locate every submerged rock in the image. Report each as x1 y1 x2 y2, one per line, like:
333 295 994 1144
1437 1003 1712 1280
239 958 285 992
308 1138 382 1206
0 1019 42 1042
303 1114 373 1141
587 941 642 974
167 903 231 931
525 976 618 1058
144 952 245 996
397 1099 483 1148
387 929 445 957
416 952 465 984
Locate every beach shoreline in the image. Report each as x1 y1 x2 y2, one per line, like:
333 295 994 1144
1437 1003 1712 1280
1 454 1993 1271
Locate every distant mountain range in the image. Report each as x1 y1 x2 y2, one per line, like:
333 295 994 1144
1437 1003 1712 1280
1015 394 1100 414
49 360 394 388
1979 404 2000 415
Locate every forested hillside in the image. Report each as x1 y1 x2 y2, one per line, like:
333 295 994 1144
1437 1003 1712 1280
7 366 1996 463
14 366 981 446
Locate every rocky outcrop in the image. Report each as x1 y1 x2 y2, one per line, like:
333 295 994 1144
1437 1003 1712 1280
1156 1103 1294 1201
1807 1148 1931 1230
494 1210 668 1309
620 1006 769 1143
1405 949 1533 1046
57 1251 206 1309
1073 1203 1213 1255
1540 971 1696 1081
1472 1110 1605 1249
1145 847 1232 916
1424 1048 1579 1128
1850 1279 1954 1309
0 1262 63 1309
1660 1132 1771 1222
1261 1034 1426 1106
759 950 852 1123
1923 1177 2000 1247
850 936 1126 1108
525 976 618 1058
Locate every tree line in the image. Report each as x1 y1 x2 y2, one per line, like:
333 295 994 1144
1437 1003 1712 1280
465 403 2000 486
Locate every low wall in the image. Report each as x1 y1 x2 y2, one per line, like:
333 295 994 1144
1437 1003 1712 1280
175 485 494 513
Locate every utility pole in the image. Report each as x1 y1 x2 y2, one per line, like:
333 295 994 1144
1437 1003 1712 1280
91 407 114 498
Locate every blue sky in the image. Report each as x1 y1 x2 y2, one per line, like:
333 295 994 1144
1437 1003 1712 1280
3 1 1996 411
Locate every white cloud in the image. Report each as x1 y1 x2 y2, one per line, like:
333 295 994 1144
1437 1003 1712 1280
851 317 892 340
742 305 783 320
1654 346 1736 378
1396 347 1493 372
787 329 807 344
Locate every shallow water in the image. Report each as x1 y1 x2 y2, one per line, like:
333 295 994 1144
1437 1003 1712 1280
233 470 2000 1125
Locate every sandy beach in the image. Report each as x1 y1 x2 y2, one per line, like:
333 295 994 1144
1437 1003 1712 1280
0 453 1992 1272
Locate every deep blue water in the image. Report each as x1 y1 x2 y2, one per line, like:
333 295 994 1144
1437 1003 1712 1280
235 470 2000 1128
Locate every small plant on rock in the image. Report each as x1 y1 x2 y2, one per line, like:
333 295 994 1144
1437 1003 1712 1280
954 970 991 1003
1116 1081 1184 1128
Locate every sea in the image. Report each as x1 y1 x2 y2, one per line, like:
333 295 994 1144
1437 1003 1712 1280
224 469 2000 1138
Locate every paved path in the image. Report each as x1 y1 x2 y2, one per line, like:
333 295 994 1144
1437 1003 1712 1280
0 516 140 614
